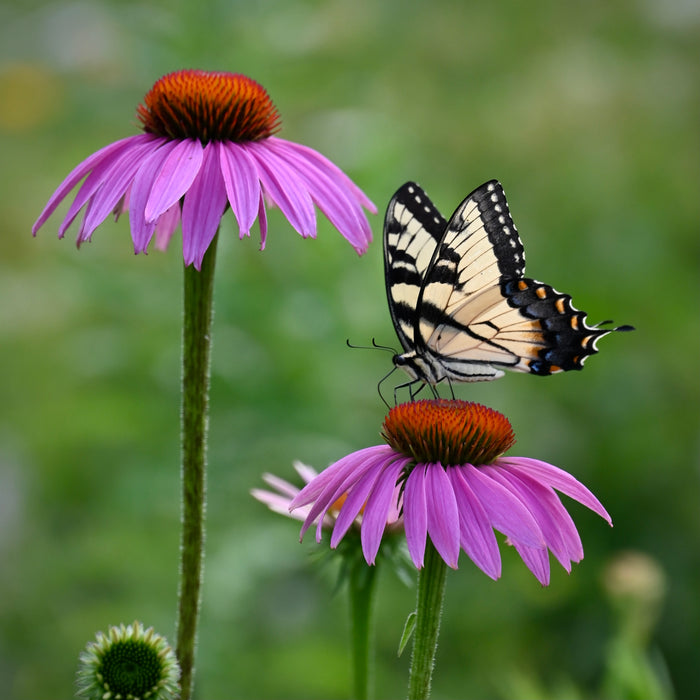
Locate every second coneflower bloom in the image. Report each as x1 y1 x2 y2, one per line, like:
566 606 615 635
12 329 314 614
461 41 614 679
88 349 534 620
290 400 612 586
33 69 376 268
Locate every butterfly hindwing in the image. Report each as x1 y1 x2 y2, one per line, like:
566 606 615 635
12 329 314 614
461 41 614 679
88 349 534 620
383 179 632 387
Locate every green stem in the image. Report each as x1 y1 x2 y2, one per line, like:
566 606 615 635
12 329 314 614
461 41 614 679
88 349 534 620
349 559 378 700
176 236 219 700
407 541 448 700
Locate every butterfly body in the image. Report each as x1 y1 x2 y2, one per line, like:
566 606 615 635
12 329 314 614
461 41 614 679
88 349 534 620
383 180 632 391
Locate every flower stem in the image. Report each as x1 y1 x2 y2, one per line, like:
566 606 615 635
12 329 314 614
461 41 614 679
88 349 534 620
349 558 378 700
176 235 219 700
407 541 448 700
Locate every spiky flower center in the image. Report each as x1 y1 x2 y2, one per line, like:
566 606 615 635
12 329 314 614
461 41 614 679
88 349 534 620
100 639 162 696
382 399 515 466
137 70 281 143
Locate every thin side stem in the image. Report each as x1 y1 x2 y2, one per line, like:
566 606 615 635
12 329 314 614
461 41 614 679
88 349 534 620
176 236 219 700
349 559 378 700
407 541 448 700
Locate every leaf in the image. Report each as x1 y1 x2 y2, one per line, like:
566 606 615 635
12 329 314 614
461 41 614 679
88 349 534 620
398 611 417 657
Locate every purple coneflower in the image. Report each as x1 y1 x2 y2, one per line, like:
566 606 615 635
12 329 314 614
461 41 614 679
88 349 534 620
32 70 376 268
291 399 611 586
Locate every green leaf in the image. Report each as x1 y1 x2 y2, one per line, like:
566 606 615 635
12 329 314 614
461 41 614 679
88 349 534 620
398 611 417 657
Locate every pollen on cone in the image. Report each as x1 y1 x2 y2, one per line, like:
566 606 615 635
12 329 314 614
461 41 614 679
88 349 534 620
137 70 281 142
381 399 515 466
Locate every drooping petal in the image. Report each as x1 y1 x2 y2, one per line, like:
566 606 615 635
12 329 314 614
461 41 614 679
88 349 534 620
291 446 393 540
154 203 181 251
181 141 228 269
291 445 392 509
257 192 268 249
359 457 407 564
497 457 612 525
486 466 582 571
510 539 551 586
266 138 373 253
425 464 460 569
448 468 502 580
461 464 545 549
404 464 429 568
32 134 153 235
76 138 163 245
144 138 204 222
269 137 376 211
219 142 261 237
330 457 388 548
244 141 316 238
59 138 156 239
128 141 180 253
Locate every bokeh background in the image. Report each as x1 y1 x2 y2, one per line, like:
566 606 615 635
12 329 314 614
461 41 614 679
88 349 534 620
1 0 698 698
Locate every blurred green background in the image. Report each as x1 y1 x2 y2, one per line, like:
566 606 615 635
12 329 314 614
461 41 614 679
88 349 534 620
0 0 698 698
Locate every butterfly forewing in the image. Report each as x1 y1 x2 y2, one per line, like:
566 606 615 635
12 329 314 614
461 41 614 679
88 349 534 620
383 182 446 353
417 181 528 372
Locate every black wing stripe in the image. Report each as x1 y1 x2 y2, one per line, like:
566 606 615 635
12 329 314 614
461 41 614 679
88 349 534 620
384 182 447 352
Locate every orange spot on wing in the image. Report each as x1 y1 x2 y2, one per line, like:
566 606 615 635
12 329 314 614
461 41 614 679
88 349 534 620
536 286 547 299
517 280 528 291
555 298 566 314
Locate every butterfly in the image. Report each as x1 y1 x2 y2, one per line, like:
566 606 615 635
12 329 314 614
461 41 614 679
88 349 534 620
383 180 633 395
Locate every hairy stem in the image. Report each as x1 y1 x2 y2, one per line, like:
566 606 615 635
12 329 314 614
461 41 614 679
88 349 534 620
176 236 219 700
407 541 447 700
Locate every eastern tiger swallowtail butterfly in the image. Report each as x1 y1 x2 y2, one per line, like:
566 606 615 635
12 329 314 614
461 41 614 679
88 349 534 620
383 180 633 393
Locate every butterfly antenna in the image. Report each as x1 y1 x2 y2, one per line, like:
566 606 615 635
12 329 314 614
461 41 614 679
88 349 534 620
372 338 398 353
346 338 397 354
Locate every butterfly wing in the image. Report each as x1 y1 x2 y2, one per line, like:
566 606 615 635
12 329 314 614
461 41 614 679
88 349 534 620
418 180 631 380
383 182 446 354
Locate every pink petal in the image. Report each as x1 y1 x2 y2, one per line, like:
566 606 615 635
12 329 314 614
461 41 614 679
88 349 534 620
244 141 316 238
359 457 408 564
266 138 373 252
448 469 502 580
181 142 228 270
144 139 204 222
291 446 391 509
60 138 156 239
154 203 181 251
497 457 612 525
76 138 161 245
510 540 551 586
486 467 582 571
219 142 262 237
461 464 545 549
32 134 153 235
404 465 428 568
257 192 268 249
291 446 392 541
269 138 376 212
425 464 460 569
260 473 301 500
292 461 320 484
330 458 386 549
128 141 179 253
